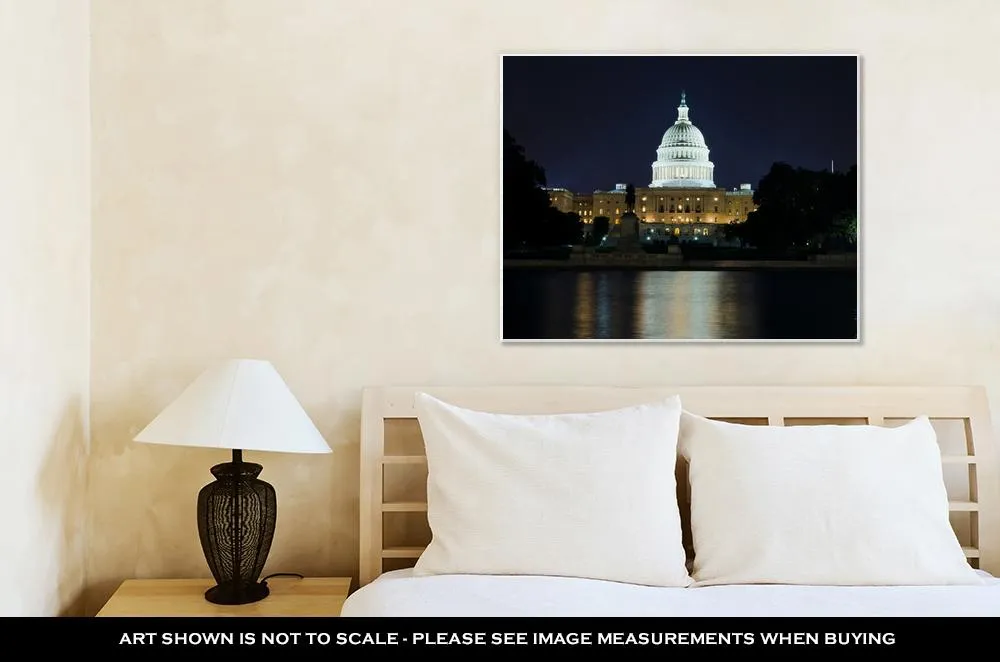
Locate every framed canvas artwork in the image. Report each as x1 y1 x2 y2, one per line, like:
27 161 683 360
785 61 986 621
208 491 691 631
501 54 860 342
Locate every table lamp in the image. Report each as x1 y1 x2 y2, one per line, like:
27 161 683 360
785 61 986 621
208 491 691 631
133 358 331 605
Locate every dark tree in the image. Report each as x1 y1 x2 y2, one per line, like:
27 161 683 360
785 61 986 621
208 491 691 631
503 131 583 252
562 212 583 245
731 163 857 253
503 130 551 251
592 216 610 241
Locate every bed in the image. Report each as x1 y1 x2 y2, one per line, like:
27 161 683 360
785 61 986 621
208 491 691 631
343 386 1000 617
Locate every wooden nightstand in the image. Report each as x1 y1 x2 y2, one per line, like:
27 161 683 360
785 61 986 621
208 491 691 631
97 577 352 616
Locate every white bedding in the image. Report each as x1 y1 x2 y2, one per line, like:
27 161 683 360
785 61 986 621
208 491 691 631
342 569 1000 617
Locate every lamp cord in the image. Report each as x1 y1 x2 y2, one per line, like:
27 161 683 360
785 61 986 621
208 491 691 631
262 572 304 581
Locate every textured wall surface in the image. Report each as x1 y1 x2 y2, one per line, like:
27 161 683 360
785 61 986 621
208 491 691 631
0 0 91 616
88 0 1000 613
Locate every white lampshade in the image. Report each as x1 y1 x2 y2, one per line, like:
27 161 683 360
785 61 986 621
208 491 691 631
133 359 331 454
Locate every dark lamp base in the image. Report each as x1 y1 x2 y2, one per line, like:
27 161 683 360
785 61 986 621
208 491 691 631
197 449 278 606
204 581 270 605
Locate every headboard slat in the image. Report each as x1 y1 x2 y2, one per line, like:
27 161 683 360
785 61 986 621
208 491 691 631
359 385 999 585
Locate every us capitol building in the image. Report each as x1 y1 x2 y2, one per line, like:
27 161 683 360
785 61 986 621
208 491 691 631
545 92 756 245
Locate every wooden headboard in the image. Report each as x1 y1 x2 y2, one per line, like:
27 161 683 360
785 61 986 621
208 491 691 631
359 385 999 586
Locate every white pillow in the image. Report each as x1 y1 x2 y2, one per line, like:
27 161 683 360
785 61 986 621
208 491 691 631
679 413 982 586
413 393 691 587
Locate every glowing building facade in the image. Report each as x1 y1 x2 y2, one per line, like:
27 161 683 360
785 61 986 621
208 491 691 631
544 92 757 244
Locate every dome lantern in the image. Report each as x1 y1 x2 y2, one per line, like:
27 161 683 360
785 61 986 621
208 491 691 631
677 90 690 123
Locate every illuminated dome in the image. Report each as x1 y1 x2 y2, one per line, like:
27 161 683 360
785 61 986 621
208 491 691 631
650 92 715 188
662 122 707 149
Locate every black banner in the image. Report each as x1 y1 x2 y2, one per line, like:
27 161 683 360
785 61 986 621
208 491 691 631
1 617 988 653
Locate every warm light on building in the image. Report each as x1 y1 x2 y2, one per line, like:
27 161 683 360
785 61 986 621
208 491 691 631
541 91 758 244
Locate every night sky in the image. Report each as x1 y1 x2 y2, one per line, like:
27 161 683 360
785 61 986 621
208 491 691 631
502 55 858 193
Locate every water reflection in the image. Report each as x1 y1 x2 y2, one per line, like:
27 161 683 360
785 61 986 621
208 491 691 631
635 270 753 339
573 271 595 339
503 269 857 341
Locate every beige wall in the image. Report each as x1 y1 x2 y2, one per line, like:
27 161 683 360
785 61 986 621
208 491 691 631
87 0 1000 612
0 0 91 616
